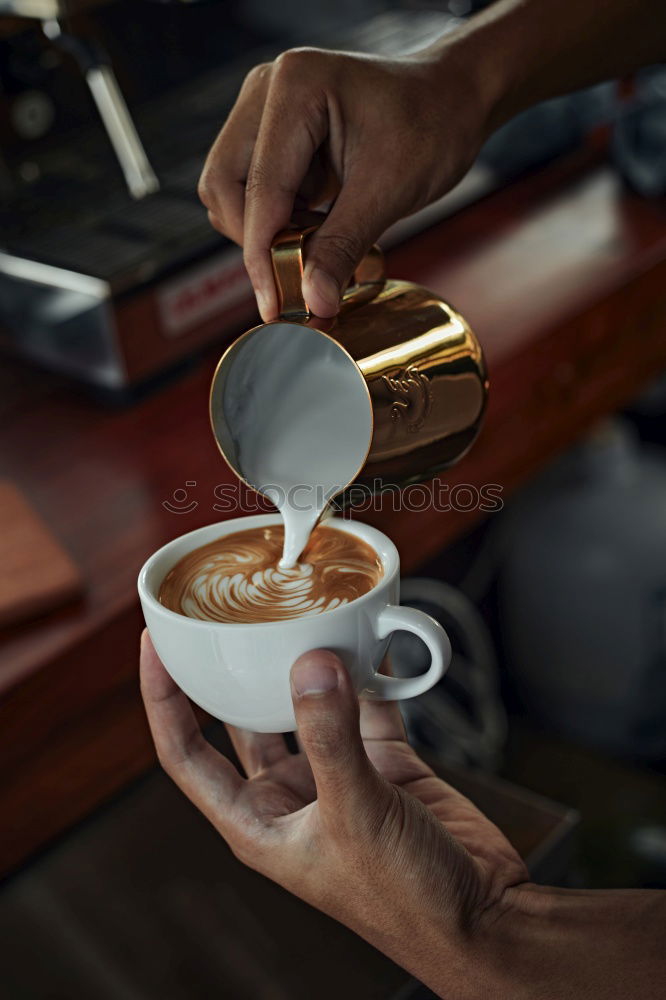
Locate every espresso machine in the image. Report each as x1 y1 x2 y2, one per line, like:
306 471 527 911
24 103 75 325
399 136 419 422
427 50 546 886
0 0 266 390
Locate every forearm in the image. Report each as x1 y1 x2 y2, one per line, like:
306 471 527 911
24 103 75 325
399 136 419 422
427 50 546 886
423 0 666 134
416 883 666 1000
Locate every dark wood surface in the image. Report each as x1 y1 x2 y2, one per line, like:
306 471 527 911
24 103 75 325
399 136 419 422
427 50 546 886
0 480 83 627
2 150 666 875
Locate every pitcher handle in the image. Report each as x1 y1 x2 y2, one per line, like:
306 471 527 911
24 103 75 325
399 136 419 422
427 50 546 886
271 224 385 321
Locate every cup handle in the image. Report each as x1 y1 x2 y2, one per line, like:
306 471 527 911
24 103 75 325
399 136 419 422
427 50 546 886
365 605 451 701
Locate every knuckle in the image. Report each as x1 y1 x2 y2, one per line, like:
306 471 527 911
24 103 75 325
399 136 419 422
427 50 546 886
313 231 363 275
244 158 272 199
197 170 216 211
273 46 324 81
243 60 271 90
245 157 299 204
303 718 348 763
155 731 201 775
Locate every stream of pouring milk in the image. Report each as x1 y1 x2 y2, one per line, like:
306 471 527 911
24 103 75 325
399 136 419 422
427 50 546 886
220 324 373 568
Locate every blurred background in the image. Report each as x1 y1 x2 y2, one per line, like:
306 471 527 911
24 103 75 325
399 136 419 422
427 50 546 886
1 1 666 998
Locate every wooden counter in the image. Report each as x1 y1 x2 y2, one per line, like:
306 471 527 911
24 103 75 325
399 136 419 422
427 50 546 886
2 150 666 876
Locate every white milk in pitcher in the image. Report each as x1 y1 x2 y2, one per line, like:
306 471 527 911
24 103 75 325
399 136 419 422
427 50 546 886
216 323 373 566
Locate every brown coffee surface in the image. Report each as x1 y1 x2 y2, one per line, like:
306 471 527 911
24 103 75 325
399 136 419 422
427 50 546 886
158 524 383 624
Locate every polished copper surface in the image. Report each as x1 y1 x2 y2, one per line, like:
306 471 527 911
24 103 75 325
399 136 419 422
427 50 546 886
212 224 488 496
333 278 488 488
270 227 318 320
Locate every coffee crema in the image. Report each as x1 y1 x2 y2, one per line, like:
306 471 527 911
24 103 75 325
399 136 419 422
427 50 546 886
158 524 383 624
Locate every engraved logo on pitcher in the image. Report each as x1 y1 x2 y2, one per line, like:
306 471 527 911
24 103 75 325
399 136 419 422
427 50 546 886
383 367 433 432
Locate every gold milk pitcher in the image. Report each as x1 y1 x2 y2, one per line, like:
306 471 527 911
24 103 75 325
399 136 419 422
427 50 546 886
210 224 488 502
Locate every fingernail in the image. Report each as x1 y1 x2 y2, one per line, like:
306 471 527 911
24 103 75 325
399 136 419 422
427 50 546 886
292 658 339 696
303 266 339 315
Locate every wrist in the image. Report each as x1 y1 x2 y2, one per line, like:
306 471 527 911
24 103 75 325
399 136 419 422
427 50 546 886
345 883 531 1000
450 11 534 135
469 882 666 1000
415 25 517 148
417 3 546 140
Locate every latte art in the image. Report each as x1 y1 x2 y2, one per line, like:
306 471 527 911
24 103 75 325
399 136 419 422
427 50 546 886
158 525 383 624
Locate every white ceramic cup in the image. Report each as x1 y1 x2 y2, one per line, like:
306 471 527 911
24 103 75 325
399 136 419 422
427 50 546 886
138 514 451 732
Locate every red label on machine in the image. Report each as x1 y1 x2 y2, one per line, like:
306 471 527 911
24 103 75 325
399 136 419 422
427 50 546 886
158 249 252 337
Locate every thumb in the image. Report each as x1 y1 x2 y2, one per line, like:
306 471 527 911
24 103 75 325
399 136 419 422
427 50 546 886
301 182 390 318
290 650 383 819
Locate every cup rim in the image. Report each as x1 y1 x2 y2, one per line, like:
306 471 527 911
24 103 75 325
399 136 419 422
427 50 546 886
137 513 398 631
